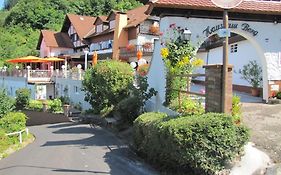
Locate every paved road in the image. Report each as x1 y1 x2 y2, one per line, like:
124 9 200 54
0 123 158 175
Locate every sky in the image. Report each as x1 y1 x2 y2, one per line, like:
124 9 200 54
0 0 4 9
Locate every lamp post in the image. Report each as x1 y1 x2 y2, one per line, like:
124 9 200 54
84 49 89 70
181 28 192 41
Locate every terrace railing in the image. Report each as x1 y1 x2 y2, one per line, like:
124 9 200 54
119 44 154 58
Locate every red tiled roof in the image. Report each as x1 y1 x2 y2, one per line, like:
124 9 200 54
66 14 96 39
149 0 281 15
36 30 73 50
126 5 150 28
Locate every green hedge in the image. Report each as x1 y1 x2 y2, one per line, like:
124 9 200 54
133 112 249 174
27 99 63 113
27 100 43 111
0 112 27 133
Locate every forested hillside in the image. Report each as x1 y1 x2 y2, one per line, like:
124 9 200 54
0 0 142 63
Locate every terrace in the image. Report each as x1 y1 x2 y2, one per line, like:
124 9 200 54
0 67 84 83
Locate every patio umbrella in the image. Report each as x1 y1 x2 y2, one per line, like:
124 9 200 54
6 56 42 63
92 51 98 66
42 57 65 62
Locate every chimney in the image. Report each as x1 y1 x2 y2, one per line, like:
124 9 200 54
112 12 128 60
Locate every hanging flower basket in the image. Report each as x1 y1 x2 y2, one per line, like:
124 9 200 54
143 42 152 49
149 25 159 34
126 44 135 51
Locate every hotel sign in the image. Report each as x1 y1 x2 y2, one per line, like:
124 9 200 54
203 23 259 37
211 0 243 9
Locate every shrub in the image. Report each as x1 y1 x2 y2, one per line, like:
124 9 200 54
276 91 281 99
0 112 27 133
48 99 63 113
232 95 242 124
15 88 31 110
82 60 134 114
27 100 43 111
0 129 8 154
239 60 262 88
169 96 204 115
133 112 250 174
0 89 15 118
114 76 157 123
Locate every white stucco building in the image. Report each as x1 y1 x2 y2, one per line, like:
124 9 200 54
145 0 281 111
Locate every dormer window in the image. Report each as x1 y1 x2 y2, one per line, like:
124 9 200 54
70 33 78 42
96 24 103 33
110 20 115 29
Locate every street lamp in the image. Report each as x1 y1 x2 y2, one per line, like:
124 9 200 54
84 49 89 70
181 28 192 41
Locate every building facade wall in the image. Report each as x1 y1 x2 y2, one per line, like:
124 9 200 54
196 40 262 87
0 77 35 99
147 16 281 110
55 77 91 110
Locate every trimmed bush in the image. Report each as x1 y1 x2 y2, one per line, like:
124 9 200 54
0 89 15 118
27 100 43 111
133 112 250 174
82 60 134 114
48 99 63 113
0 112 27 133
15 88 31 110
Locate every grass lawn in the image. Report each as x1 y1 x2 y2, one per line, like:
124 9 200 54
0 133 35 160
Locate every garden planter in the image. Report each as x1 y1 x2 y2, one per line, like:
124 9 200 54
251 88 260 97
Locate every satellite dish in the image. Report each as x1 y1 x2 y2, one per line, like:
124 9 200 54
211 0 243 9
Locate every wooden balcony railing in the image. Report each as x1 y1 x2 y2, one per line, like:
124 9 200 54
119 44 154 58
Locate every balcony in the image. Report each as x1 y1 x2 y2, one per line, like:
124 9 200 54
119 44 154 58
0 69 85 83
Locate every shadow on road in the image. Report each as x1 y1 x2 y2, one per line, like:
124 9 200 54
0 165 110 174
41 124 157 175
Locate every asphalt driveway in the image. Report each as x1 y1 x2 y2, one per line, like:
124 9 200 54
242 102 281 163
0 123 158 175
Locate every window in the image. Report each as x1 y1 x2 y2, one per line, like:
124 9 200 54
74 86 79 94
110 20 115 29
70 33 78 42
96 24 102 33
231 44 238 53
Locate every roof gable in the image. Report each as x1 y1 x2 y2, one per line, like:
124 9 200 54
93 16 108 25
125 5 150 28
37 30 73 50
61 14 96 40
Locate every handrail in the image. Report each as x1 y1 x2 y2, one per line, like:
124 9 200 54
6 128 29 144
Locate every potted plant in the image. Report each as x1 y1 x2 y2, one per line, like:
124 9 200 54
143 42 152 50
126 44 135 51
149 25 159 34
239 60 262 96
